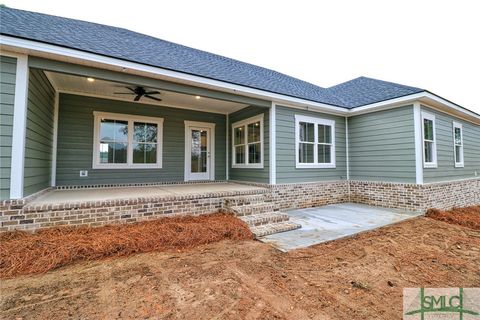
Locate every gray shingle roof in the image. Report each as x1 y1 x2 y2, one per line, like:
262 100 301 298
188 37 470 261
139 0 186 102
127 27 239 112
1 7 425 108
326 77 424 108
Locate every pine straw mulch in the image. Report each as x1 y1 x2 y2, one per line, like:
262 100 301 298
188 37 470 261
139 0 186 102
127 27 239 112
426 205 480 230
0 213 253 278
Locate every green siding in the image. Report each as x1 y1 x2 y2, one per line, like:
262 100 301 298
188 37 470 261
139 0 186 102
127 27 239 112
275 106 347 183
422 106 480 183
229 106 270 183
56 93 226 185
348 105 416 183
0 56 16 199
24 68 55 196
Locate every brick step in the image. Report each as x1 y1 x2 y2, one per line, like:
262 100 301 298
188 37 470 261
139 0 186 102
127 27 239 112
249 221 302 238
223 194 270 206
229 203 276 216
238 211 290 227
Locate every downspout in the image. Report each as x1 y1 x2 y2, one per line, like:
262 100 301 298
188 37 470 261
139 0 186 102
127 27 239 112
226 113 229 181
345 116 350 201
269 102 276 185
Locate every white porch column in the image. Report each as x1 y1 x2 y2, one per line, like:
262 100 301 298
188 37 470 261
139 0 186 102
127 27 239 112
9 54 29 199
269 102 276 184
413 102 424 184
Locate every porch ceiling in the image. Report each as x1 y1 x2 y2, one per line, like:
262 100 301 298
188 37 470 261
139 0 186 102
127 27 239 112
44 71 249 114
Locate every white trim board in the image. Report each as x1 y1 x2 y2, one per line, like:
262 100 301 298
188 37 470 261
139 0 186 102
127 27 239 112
413 103 424 184
9 54 29 199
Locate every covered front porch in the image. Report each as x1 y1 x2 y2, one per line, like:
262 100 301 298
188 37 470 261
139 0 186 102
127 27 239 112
6 55 273 201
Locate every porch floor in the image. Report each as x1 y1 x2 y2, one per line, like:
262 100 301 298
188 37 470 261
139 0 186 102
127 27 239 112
29 183 265 206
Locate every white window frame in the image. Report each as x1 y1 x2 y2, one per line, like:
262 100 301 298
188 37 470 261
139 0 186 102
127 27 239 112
92 111 163 169
231 114 264 169
452 121 464 168
295 115 336 169
421 111 437 168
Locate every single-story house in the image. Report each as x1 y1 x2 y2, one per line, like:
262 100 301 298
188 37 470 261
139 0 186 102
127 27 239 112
0 7 479 234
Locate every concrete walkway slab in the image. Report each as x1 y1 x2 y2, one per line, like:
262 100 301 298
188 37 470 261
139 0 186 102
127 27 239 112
260 203 421 252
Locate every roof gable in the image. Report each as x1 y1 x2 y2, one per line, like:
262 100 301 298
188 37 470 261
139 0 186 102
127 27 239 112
326 77 424 108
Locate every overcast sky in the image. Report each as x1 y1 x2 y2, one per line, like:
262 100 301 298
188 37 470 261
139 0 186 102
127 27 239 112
6 0 480 113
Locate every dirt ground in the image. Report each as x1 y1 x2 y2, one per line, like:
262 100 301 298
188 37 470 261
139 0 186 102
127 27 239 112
1 216 479 320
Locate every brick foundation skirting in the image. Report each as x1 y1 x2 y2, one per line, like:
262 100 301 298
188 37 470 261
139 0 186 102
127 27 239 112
1 178 478 232
349 178 480 212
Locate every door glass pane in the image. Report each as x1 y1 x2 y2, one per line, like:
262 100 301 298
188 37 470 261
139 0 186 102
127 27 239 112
318 125 331 143
234 126 244 145
99 142 127 164
133 143 157 164
191 129 207 173
134 122 157 143
235 146 245 164
299 122 314 142
248 143 261 164
248 121 261 143
318 145 331 163
424 119 433 140
299 143 314 163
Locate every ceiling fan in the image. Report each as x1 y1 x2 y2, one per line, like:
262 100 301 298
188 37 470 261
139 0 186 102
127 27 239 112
114 86 162 102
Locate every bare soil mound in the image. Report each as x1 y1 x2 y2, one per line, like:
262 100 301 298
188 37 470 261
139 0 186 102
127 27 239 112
426 205 480 230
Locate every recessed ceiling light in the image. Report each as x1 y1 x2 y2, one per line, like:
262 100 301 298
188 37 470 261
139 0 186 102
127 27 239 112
87 77 95 82
195 95 201 100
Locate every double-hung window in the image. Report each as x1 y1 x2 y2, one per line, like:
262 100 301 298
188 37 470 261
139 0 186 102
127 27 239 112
93 112 163 169
421 112 437 168
452 122 464 167
295 115 335 168
232 114 263 168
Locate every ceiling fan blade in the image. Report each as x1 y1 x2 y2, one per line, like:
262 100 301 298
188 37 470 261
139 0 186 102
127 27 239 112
134 95 142 101
145 95 162 102
145 91 160 95
125 87 136 92
113 92 134 94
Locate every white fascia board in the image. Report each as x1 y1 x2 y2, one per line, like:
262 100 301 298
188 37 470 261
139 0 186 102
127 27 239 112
0 35 346 114
3 36 479 123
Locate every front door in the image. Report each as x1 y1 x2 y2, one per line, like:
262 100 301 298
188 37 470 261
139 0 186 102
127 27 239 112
185 122 215 181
